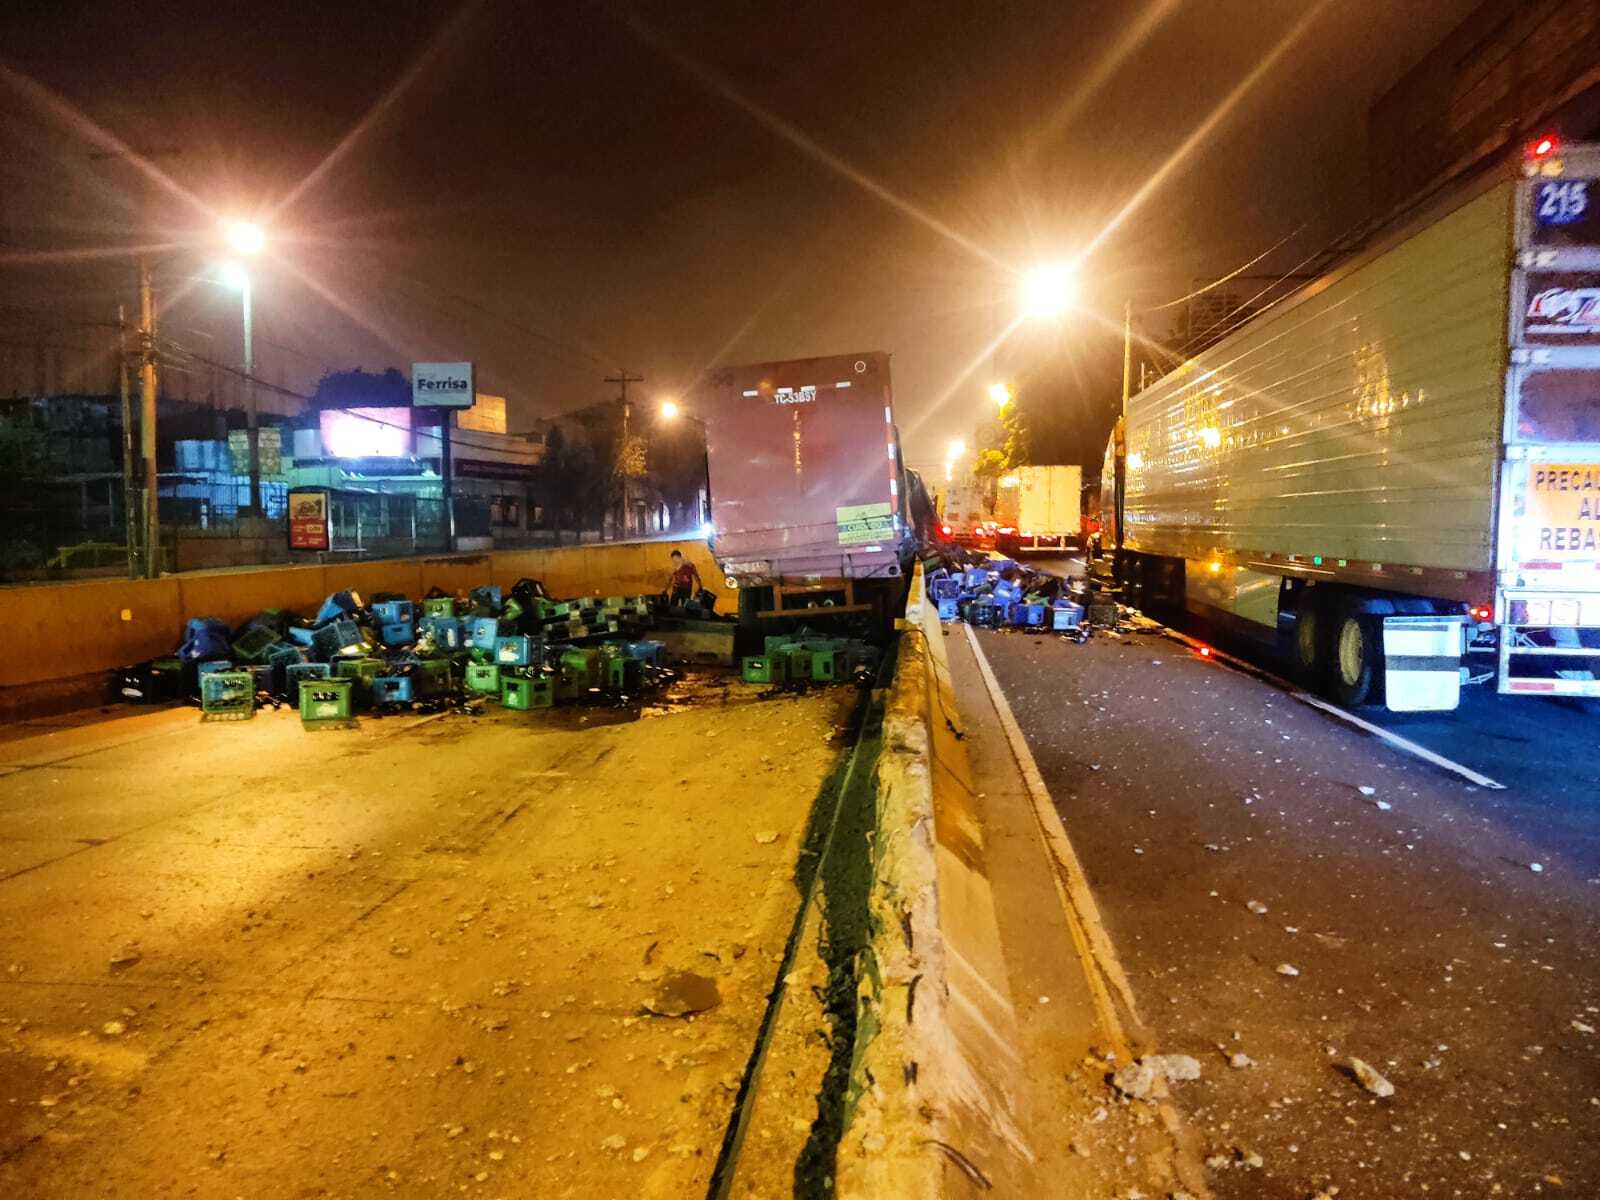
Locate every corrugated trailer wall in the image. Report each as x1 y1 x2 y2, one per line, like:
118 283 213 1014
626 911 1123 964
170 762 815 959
1124 182 1514 578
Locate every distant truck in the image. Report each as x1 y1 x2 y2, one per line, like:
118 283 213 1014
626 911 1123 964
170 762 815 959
939 477 995 548
1101 137 1600 711
994 465 1082 555
699 351 913 623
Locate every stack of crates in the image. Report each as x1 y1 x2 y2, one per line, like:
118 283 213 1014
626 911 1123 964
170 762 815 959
298 677 353 727
287 663 332 697
200 670 254 720
421 596 457 620
809 647 844 682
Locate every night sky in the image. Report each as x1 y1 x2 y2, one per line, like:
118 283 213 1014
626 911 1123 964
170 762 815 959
1 0 1479 469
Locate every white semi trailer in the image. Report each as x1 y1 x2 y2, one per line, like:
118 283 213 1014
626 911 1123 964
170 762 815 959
1103 137 1600 711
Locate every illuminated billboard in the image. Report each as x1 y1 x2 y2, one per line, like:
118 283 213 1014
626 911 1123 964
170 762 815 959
319 407 413 458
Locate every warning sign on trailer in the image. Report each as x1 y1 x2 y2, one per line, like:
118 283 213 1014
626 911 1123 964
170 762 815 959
1525 463 1600 556
835 502 893 545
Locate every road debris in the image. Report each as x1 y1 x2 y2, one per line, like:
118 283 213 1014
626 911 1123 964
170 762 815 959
1276 963 1300 977
644 970 721 1017
1348 1057 1395 1098
1246 899 1269 915
1110 1053 1202 1099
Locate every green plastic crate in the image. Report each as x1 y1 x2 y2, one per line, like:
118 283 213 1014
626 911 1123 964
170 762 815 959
502 675 554 709
742 655 789 684
784 648 814 679
465 663 501 694
200 670 254 720
298 677 353 723
810 650 844 683
421 596 457 619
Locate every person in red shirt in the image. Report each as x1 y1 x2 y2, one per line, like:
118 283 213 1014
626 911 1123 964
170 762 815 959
667 549 702 605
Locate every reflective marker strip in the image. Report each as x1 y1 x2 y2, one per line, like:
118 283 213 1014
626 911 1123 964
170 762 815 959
742 389 759 397
1386 655 1461 672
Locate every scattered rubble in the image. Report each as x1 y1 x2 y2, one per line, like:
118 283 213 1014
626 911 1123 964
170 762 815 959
1276 963 1300 977
1110 1053 1201 1099
643 970 721 1018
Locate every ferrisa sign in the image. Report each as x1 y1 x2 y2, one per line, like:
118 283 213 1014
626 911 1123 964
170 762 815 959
412 362 475 408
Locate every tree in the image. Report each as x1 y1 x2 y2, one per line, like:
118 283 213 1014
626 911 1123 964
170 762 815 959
310 368 411 409
0 410 62 571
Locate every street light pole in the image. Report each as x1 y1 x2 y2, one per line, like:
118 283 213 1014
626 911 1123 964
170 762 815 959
1121 298 1133 417
241 274 260 515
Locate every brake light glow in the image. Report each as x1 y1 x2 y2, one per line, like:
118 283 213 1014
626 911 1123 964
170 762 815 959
1528 132 1560 159
1469 602 1493 623
940 523 952 536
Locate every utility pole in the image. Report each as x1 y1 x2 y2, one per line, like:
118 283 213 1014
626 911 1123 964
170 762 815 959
604 369 643 539
117 305 139 579
1120 299 1133 417
139 258 160 577
241 273 260 515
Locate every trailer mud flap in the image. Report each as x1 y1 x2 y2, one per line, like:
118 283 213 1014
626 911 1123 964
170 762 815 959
1383 616 1465 712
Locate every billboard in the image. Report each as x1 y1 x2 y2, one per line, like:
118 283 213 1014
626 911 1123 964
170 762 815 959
287 489 331 552
413 362 475 408
319 408 413 458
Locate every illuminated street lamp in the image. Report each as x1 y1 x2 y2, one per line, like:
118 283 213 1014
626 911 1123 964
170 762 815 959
1020 261 1076 319
987 381 1012 408
659 397 681 421
948 438 966 459
226 220 266 257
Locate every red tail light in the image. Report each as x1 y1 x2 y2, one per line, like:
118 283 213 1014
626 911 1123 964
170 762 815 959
939 523 952 536
1528 132 1560 160
1469 602 1494 623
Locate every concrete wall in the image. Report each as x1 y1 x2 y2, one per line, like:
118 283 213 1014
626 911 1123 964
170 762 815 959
0 539 720 692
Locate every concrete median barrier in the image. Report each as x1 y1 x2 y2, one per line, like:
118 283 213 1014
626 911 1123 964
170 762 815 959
836 567 1026 1196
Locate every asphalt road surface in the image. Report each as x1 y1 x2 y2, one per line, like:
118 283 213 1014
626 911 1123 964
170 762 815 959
972 580 1600 1196
0 677 855 1199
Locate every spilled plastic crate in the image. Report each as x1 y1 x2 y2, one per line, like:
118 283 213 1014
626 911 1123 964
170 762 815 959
298 677 355 729
200 671 254 720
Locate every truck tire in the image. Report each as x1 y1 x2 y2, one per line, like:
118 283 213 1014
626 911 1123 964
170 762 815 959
1329 600 1383 707
1293 590 1327 682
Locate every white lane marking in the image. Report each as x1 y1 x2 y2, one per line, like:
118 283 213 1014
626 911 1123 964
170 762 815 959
960 623 1145 1052
1157 626 1506 791
1291 692 1506 790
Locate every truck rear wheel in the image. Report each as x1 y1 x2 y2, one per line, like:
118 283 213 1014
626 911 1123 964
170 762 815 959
1293 590 1327 682
1329 601 1383 707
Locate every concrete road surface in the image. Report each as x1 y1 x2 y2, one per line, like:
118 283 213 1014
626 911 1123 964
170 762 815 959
969 610 1600 1198
0 678 855 1198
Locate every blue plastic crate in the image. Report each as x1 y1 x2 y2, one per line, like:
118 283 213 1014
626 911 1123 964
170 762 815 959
196 660 234 680
495 634 534 666
929 576 962 601
993 580 1022 605
380 621 414 647
624 639 666 666
419 616 463 651
1010 602 1046 627
962 567 990 588
936 597 960 622
970 601 1002 629
372 676 413 704
470 616 502 648
1051 603 1084 631
372 599 414 626
200 670 254 719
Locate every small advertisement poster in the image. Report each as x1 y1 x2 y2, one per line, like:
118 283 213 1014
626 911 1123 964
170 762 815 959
288 489 331 552
836 501 894 545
